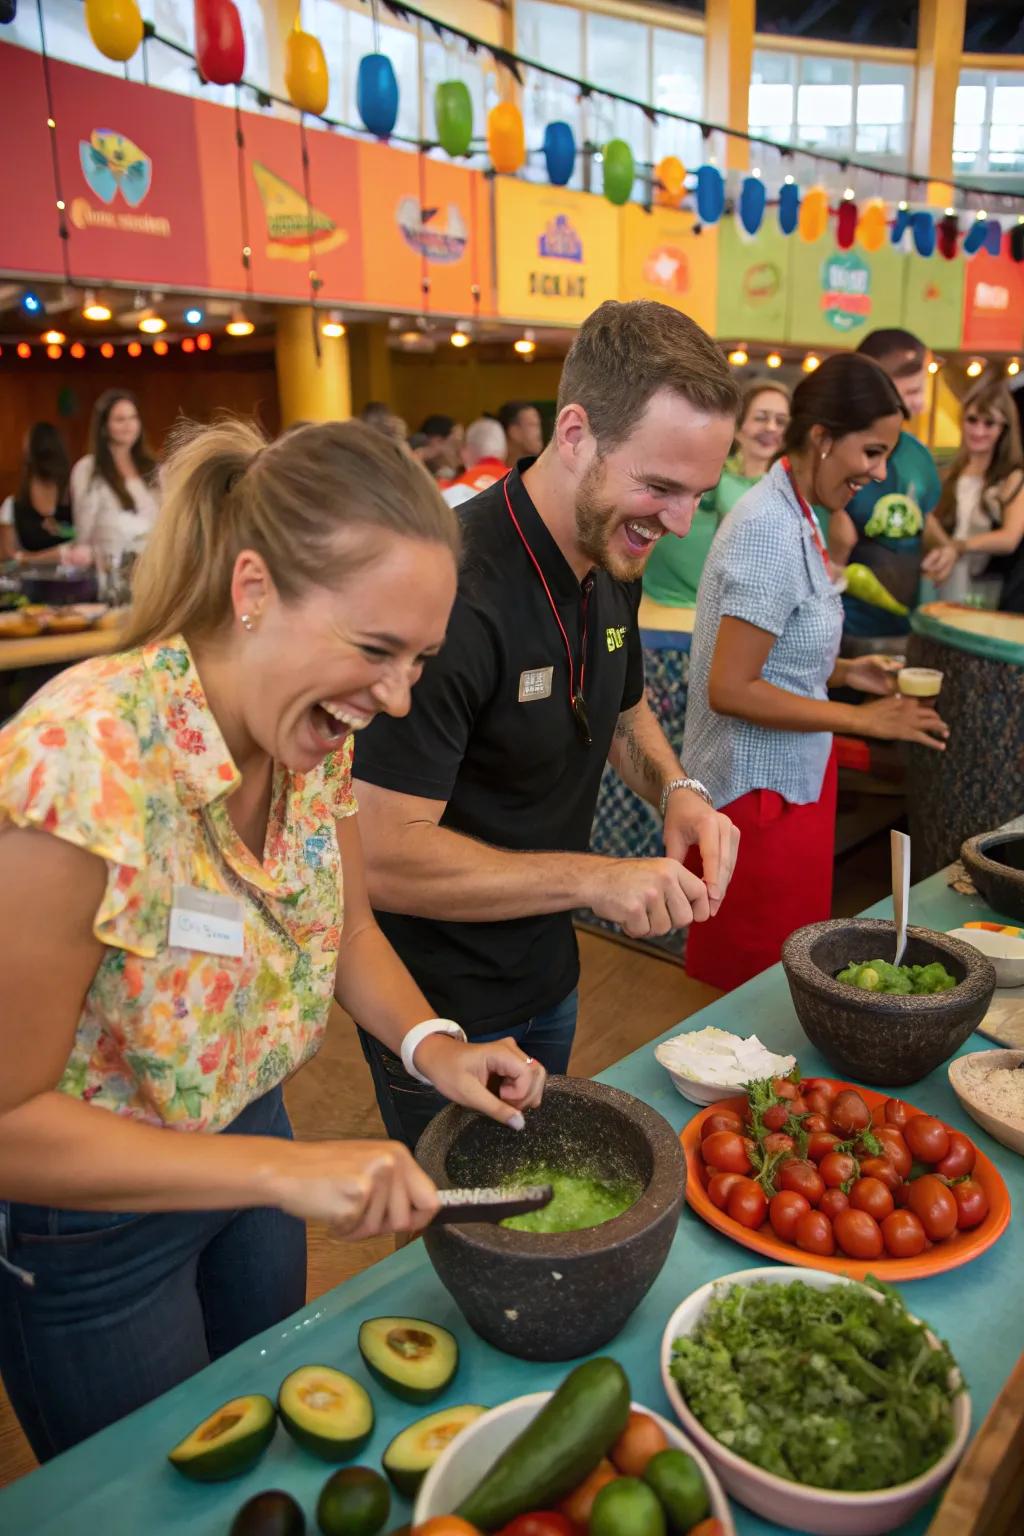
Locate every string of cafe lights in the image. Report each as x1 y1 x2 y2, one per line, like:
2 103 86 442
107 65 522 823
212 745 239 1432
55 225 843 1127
723 346 1023 379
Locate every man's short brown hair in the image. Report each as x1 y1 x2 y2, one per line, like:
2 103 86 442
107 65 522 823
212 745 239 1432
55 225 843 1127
557 299 740 449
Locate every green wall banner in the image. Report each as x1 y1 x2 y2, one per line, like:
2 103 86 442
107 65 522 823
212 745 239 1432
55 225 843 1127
787 237 905 346
902 254 965 353
716 219 791 341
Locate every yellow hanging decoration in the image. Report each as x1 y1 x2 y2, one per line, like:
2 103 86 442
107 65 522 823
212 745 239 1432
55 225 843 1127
487 101 526 174
654 155 686 207
84 0 143 63
285 19 329 116
857 197 888 253
798 185 830 244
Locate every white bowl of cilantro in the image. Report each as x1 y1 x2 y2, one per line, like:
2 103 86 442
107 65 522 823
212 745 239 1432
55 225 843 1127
659 1267 970 1536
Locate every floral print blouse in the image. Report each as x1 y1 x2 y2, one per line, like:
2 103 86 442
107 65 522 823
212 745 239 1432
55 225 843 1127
0 638 355 1131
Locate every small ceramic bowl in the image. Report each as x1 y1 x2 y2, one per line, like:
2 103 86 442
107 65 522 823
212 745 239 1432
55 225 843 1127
653 1045 747 1106
413 1391 735 1529
948 1049 1024 1156
660 1266 970 1536
947 926 1024 988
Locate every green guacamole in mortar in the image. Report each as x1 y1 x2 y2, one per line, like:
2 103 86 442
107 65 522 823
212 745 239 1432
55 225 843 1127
501 1167 641 1233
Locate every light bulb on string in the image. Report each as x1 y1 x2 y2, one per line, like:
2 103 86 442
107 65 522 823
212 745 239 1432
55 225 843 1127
766 353 782 369
321 310 346 339
182 337 196 354
16 343 31 359
727 348 749 367
127 341 142 357
138 311 167 334
928 360 940 375
82 291 112 322
42 329 66 345
46 344 62 360
966 359 984 378
1008 359 1021 378
196 333 213 352
184 307 204 326
70 342 86 360
226 308 255 337
514 330 536 357
100 342 115 359
153 339 169 356
450 331 471 348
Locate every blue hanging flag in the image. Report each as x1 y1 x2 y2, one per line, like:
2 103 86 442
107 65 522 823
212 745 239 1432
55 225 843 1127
778 180 800 236
696 164 724 225
357 54 399 139
890 206 912 246
543 121 576 187
963 219 988 257
912 211 936 257
984 219 1004 258
737 175 766 237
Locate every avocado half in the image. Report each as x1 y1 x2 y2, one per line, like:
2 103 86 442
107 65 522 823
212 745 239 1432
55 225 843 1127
168 1394 276 1482
358 1316 458 1405
382 1403 488 1497
277 1365 374 1461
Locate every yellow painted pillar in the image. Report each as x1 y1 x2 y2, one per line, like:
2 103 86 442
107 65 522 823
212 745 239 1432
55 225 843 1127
913 0 967 205
705 0 754 173
275 306 352 426
348 323 395 415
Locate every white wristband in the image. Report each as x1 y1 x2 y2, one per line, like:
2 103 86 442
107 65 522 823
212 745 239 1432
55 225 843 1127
400 1019 467 1084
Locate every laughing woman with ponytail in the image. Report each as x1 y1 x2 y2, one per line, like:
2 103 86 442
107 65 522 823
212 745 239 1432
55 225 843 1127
0 418 545 1460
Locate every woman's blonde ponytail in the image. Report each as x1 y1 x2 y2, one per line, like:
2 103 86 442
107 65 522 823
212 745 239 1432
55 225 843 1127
123 415 458 650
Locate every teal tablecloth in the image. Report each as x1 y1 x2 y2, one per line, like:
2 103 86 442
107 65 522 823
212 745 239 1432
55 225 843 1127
3 867 1023 1534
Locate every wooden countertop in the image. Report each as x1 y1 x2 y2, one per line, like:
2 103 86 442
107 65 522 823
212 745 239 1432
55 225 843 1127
0 626 123 674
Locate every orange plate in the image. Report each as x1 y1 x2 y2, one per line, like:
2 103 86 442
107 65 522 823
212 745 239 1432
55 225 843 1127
682 1084 1011 1280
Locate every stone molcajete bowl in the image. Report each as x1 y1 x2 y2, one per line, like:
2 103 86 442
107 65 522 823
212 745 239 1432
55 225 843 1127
782 919 996 1088
417 1075 685 1362
961 831 1024 924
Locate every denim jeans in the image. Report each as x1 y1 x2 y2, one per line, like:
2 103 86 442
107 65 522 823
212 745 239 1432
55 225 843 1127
0 1086 306 1462
358 989 579 1152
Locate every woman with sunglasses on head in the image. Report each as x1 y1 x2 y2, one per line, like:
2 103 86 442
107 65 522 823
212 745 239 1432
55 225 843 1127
681 355 950 991
0 417 544 1461
921 376 1024 608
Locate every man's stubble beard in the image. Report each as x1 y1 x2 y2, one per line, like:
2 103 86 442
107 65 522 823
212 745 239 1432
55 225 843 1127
573 457 647 583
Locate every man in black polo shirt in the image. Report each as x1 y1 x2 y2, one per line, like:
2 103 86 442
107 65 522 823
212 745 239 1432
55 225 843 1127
354 300 741 1146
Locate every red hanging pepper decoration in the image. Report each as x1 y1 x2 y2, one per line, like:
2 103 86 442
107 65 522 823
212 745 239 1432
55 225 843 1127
195 0 245 87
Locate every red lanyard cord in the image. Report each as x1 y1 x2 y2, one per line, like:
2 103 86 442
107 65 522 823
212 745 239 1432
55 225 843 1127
503 477 592 744
781 456 829 571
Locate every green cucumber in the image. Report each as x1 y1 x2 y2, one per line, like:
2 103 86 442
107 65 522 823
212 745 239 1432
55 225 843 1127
457 1357 630 1531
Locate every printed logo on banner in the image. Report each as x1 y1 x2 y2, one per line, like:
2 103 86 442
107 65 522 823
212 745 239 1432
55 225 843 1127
72 127 166 236
742 261 782 306
538 215 583 261
642 244 690 294
396 197 468 263
252 162 346 262
820 250 872 333
975 281 1010 313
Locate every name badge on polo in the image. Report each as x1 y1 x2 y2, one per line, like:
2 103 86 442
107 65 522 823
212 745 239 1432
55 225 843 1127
518 666 553 703
168 885 245 958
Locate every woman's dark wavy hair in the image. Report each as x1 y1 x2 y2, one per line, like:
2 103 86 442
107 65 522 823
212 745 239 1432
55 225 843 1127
784 354 906 456
88 389 157 510
18 422 70 504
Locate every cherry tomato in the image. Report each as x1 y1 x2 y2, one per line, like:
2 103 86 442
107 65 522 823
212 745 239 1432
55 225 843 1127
830 1089 871 1136
795 1208 835 1255
688 1524 727 1536
834 1207 884 1260
788 1096 809 1116
807 1130 841 1163
762 1103 790 1132
819 1151 857 1189
610 1410 669 1477
935 1132 977 1180
881 1208 927 1258
801 1113 830 1133
419 1521 485 1536
952 1178 990 1230
849 1175 895 1220
907 1174 959 1240
773 1077 799 1100
701 1131 752 1175
819 1188 850 1221
707 1171 746 1211
803 1090 835 1119
884 1098 915 1130
497 1516 573 1536
858 1156 902 1194
558 1461 618 1527
764 1132 796 1156
700 1111 744 1142
778 1159 825 1205
727 1178 769 1230
904 1116 951 1165
875 1127 912 1178
801 1077 837 1098
769 1189 811 1242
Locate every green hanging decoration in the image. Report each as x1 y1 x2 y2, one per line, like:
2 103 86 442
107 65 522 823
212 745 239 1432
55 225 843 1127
434 80 473 159
602 139 634 206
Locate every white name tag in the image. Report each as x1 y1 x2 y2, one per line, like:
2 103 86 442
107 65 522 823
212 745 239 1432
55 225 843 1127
518 666 554 703
168 885 245 958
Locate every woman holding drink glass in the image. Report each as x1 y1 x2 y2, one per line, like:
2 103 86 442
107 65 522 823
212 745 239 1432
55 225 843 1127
681 355 950 990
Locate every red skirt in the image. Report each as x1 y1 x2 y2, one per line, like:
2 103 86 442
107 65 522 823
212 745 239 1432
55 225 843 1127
684 748 838 992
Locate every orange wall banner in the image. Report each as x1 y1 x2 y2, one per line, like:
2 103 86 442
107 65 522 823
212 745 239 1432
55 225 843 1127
619 203 717 331
961 245 1024 353
0 47 64 278
50 58 208 288
356 144 493 317
495 178 620 325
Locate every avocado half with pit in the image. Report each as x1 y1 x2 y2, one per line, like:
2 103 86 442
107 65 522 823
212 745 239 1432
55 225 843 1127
168 1394 276 1482
382 1403 488 1497
277 1365 374 1461
358 1316 458 1405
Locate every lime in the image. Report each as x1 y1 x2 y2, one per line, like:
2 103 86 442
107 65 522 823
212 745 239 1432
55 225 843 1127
590 1475 666 1536
643 1449 710 1533
316 1467 390 1536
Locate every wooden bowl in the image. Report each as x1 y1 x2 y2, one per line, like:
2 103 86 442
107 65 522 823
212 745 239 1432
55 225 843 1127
948 1049 1024 1157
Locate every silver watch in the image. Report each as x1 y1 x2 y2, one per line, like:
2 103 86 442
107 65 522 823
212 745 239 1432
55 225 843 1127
659 776 713 819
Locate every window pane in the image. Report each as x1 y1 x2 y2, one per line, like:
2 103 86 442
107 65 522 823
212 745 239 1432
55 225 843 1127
797 84 853 131
988 124 1024 171
586 12 650 189
517 0 584 188
991 85 1024 125
749 83 794 135
749 51 795 162
651 28 704 170
955 82 987 126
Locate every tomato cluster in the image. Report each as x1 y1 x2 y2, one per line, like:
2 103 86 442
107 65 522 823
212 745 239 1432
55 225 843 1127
697 1077 990 1262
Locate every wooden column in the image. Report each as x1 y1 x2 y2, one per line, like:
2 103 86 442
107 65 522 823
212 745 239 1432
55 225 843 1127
913 0 967 205
705 0 755 173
